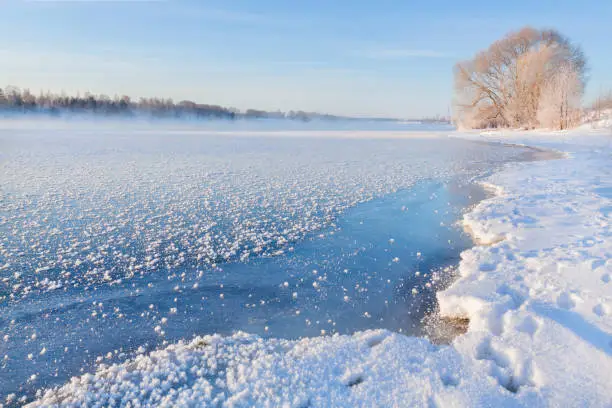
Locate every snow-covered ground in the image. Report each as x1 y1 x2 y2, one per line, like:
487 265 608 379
22 125 612 407
440 126 612 406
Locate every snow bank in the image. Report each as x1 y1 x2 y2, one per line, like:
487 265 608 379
27 128 612 407
28 330 521 407
440 128 612 406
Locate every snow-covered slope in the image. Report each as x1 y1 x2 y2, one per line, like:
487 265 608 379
27 128 612 407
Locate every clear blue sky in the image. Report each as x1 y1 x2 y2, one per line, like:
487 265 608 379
1 0 610 118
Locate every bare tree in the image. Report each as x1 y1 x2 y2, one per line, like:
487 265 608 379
453 27 587 130
591 90 612 120
537 63 583 129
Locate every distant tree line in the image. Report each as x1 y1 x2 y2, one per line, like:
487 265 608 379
0 86 342 121
453 27 587 130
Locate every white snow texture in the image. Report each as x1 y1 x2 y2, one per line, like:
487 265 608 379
28 126 612 407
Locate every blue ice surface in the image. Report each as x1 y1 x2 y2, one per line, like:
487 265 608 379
0 121 531 400
0 179 482 399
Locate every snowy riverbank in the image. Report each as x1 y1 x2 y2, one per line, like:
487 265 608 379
26 127 612 407
440 127 612 406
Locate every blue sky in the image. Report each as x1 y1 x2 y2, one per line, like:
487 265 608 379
1 0 610 118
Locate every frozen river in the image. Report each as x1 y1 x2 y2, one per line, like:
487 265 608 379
0 120 530 401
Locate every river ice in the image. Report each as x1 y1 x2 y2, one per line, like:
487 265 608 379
0 119 531 404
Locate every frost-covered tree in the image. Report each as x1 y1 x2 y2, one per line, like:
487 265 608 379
505 44 555 128
537 63 583 129
453 27 586 129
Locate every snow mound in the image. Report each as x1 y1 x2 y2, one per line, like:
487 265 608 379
29 330 519 407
